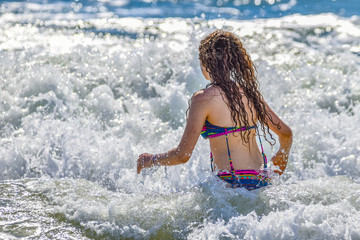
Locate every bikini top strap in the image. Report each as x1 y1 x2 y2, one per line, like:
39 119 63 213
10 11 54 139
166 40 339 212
256 125 268 169
224 128 236 179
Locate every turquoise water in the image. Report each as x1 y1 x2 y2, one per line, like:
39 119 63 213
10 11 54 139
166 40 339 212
1 0 360 239
2 0 358 19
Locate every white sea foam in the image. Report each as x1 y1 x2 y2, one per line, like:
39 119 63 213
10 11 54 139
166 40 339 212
1 12 360 239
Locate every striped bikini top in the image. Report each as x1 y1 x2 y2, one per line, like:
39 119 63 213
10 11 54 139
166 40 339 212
201 120 268 175
201 120 256 139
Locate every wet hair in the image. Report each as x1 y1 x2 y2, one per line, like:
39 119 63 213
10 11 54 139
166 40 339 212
197 30 280 145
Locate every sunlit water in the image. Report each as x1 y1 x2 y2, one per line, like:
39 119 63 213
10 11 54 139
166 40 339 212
1 0 360 239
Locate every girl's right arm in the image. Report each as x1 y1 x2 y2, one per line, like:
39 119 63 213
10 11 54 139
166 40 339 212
264 102 293 175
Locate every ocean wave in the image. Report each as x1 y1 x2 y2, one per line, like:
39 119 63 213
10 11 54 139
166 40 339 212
1 11 360 239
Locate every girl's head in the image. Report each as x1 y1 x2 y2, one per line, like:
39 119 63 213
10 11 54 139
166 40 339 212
199 30 256 87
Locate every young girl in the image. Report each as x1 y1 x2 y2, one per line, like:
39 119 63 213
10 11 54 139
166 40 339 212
137 30 292 190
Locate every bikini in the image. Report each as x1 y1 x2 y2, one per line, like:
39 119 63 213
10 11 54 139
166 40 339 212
201 120 271 190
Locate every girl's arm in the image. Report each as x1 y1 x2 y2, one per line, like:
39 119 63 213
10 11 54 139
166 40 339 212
265 101 293 175
137 91 209 174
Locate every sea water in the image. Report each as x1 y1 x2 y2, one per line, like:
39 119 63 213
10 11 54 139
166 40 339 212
0 0 360 239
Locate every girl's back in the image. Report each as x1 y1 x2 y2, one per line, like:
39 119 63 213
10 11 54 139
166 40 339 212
202 85 263 172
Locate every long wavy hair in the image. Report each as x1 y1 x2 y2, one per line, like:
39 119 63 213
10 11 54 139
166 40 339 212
197 30 280 145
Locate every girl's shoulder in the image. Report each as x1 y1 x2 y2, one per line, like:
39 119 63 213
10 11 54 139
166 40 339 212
192 86 222 103
199 85 223 97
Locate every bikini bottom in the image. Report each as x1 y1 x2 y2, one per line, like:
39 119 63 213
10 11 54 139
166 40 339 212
217 169 271 190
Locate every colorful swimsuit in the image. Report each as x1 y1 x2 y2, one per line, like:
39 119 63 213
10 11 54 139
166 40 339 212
201 120 271 190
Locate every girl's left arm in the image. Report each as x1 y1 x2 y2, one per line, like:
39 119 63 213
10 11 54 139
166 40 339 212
137 92 208 174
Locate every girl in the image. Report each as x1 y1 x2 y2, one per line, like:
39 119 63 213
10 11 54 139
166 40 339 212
137 30 292 190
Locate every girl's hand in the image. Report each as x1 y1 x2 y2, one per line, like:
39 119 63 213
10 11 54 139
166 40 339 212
271 151 288 175
137 153 153 174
